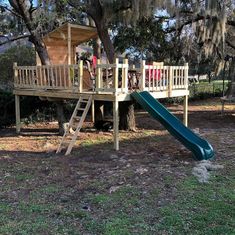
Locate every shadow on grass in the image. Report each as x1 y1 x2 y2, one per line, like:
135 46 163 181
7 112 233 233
0 127 59 137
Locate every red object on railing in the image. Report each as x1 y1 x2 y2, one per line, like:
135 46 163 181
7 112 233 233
92 56 97 69
146 65 161 81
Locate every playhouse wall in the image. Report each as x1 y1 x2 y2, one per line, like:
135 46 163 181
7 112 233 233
36 45 76 65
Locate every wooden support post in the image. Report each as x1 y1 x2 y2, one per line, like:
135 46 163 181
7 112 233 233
15 95 21 134
114 58 119 93
79 60 83 92
168 66 173 97
67 23 71 65
183 95 188 127
140 60 146 91
123 58 128 92
91 98 95 123
113 98 119 150
13 62 18 87
221 100 225 115
184 63 189 89
96 59 101 92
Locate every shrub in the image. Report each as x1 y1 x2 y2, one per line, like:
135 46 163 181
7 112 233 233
0 45 36 89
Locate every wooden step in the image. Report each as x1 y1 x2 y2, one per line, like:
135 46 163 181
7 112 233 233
73 116 81 121
76 107 85 111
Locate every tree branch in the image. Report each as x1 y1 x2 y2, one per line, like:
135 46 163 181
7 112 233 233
227 19 235 27
166 14 235 34
226 39 235 50
0 34 30 46
0 4 22 18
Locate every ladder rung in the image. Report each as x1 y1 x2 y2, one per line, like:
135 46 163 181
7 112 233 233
81 100 88 103
61 141 70 146
76 107 85 111
73 116 81 121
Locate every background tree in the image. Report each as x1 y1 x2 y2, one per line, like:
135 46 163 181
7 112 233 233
0 0 71 134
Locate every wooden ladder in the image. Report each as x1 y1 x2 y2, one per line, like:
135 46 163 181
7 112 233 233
56 95 92 155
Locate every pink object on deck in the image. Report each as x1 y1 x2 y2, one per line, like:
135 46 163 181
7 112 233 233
92 56 97 69
147 65 161 81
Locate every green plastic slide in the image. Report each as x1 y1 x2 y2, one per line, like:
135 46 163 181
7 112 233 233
131 91 214 160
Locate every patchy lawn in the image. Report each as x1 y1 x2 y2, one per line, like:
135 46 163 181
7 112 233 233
0 98 234 234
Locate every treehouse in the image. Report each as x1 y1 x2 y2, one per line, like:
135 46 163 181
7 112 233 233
13 23 189 155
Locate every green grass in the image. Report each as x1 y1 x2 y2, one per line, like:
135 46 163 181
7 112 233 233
0 152 235 234
155 173 235 235
1 167 234 235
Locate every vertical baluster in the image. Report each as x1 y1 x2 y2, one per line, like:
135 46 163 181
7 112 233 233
123 59 128 93
21 68 24 86
24 68 27 86
168 66 173 97
184 63 188 89
180 67 182 88
79 61 83 92
50 66 54 88
106 68 109 88
114 58 119 93
38 66 42 87
163 67 165 90
96 59 101 92
58 65 61 88
140 60 146 91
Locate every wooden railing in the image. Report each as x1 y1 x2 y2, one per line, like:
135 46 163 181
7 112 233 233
14 60 188 96
95 60 188 95
95 58 128 93
14 62 83 92
139 61 188 95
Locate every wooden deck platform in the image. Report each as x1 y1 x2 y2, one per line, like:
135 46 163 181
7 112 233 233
13 59 189 152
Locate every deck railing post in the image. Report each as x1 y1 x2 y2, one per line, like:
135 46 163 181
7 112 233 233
114 58 119 93
96 59 101 93
79 60 83 92
123 58 128 93
67 23 71 65
183 95 188 126
140 60 146 91
13 62 18 87
184 63 189 89
168 66 173 97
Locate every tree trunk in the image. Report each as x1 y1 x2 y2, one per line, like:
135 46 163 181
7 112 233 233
94 101 104 121
87 1 115 63
9 0 66 135
29 35 51 65
55 101 66 135
119 101 136 131
92 20 115 63
227 58 235 97
87 1 136 130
